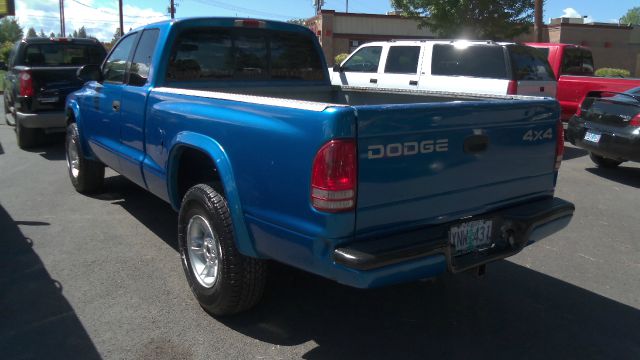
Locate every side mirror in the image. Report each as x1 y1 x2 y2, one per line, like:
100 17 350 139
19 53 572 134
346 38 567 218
0 62 7 71
333 63 342 72
77 64 102 82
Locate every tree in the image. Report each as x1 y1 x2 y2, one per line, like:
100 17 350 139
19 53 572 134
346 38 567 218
26 27 37 38
110 28 122 47
0 18 24 43
1 41 14 63
50 32 56 38
620 7 640 25
39 28 46 37
287 18 307 26
391 0 536 40
72 30 78 38
77 26 87 38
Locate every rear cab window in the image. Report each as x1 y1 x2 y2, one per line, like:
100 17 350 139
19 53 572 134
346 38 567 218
561 47 594 76
19 42 105 67
431 44 508 79
166 27 325 83
507 45 555 81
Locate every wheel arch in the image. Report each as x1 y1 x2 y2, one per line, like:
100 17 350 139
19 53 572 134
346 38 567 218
167 132 259 258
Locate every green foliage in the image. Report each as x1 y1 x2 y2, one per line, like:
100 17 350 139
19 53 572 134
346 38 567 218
595 68 630 78
287 18 307 26
334 53 349 65
110 28 122 47
77 26 87 38
26 27 37 38
0 41 14 63
0 71 5 92
620 7 640 25
0 18 23 44
39 29 46 37
49 32 55 38
390 0 536 39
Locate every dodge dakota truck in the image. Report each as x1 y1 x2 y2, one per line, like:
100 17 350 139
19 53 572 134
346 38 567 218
526 43 640 123
65 18 574 315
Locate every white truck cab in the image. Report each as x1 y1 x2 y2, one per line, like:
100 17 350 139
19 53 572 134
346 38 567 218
330 40 557 97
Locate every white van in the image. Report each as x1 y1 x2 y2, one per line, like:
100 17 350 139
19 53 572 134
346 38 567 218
330 40 557 97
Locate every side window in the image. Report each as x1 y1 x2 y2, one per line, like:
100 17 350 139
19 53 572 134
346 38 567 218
384 46 420 74
431 44 507 79
129 29 159 86
342 46 382 73
102 34 137 83
581 50 594 74
561 47 584 75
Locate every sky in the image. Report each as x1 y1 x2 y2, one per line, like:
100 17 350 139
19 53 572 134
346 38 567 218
11 0 640 42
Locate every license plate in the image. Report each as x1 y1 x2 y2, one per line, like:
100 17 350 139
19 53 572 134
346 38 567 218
449 220 493 255
584 131 601 143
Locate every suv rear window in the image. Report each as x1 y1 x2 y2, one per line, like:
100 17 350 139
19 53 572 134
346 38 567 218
508 45 555 81
431 44 507 79
167 28 325 82
21 43 105 66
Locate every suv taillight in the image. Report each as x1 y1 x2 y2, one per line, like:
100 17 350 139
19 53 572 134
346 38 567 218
19 70 34 97
629 114 640 127
311 139 357 212
555 119 564 171
507 80 518 95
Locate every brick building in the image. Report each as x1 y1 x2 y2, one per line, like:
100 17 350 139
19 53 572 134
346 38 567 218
308 10 640 76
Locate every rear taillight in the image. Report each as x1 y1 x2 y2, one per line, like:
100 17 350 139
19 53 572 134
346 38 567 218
507 80 518 95
575 103 582 117
629 114 640 127
555 119 564 171
19 70 34 97
311 139 357 212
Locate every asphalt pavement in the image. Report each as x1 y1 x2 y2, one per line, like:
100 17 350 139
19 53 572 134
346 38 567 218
1 98 639 359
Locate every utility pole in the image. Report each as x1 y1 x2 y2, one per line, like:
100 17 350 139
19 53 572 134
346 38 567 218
346 0 349 13
534 0 543 42
170 0 176 19
315 0 323 14
59 0 65 37
118 0 123 36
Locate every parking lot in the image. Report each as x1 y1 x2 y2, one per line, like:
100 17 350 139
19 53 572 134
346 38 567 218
1 97 639 359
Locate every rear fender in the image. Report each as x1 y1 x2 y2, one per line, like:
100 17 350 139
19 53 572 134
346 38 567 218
167 131 259 258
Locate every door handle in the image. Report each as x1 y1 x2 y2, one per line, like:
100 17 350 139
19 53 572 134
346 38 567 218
409 80 418 85
539 86 545 92
370 78 377 84
112 100 120 112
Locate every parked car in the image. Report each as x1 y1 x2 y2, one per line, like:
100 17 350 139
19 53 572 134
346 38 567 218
566 87 640 167
526 43 640 124
330 40 557 97
66 18 573 315
2 37 106 148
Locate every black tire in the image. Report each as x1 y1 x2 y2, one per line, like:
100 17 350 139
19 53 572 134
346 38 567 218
65 122 104 194
589 152 622 168
15 119 39 149
178 184 266 316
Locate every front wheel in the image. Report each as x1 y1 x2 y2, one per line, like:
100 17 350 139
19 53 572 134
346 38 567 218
66 122 105 194
178 184 266 316
589 152 622 168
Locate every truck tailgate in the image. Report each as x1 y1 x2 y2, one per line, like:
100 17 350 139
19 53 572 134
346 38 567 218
354 99 560 235
30 67 84 111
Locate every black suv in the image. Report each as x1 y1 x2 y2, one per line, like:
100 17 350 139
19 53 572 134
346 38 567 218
2 37 106 148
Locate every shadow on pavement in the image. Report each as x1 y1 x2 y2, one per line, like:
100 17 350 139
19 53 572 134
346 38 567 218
23 134 66 161
563 145 588 161
222 262 640 359
586 166 640 188
88 173 640 359
0 205 101 360
98 174 178 251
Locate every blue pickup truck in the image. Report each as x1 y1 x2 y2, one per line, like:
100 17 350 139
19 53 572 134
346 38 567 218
65 18 574 315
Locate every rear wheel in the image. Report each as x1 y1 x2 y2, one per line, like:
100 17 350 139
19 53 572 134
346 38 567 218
589 152 622 168
15 119 39 149
66 122 104 193
178 184 267 316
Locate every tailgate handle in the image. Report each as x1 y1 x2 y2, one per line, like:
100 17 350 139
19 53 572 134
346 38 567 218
464 134 489 154
370 78 377 84
409 80 418 85
540 86 545 92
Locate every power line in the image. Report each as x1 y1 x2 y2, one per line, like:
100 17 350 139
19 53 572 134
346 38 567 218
190 0 292 20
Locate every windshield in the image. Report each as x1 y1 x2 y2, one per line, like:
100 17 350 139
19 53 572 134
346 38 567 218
21 43 106 67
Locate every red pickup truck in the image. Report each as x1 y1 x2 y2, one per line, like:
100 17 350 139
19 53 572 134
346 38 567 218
526 43 640 124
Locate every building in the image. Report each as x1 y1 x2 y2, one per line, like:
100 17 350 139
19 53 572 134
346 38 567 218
308 10 640 76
